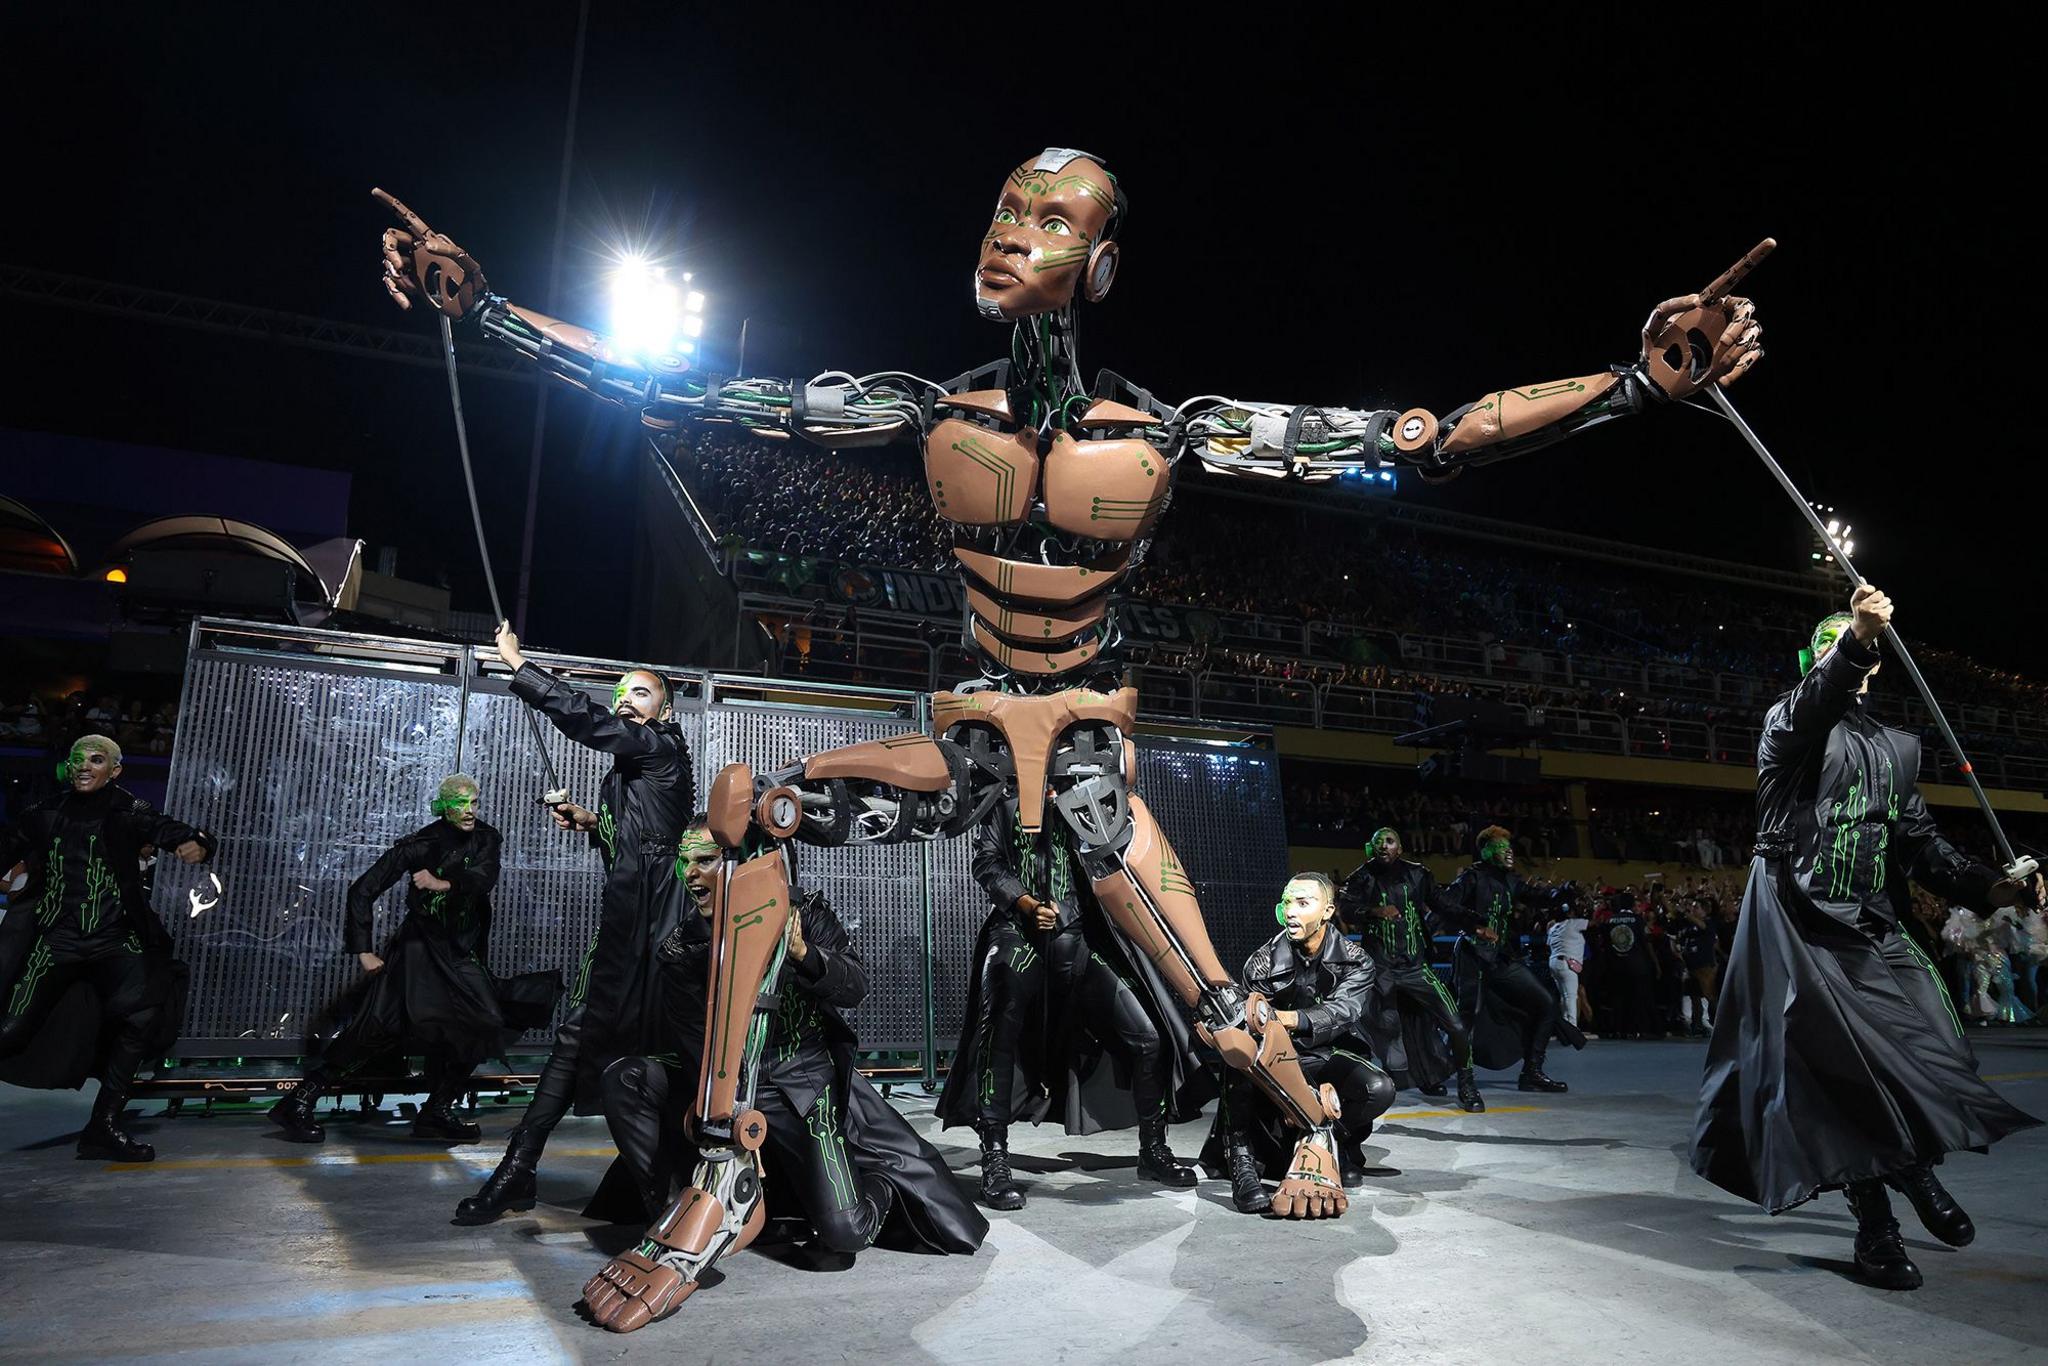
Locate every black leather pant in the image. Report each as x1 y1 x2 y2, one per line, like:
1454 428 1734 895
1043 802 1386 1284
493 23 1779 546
502 1006 584 1162
1380 961 1474 1069
1223 1047 1395 1143
1458 952 1560 1068
974 918 1163 1127
603 1056 889 1251
0 943 158 1092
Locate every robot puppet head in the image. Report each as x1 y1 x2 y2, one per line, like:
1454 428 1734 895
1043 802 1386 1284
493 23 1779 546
974 148 1127 321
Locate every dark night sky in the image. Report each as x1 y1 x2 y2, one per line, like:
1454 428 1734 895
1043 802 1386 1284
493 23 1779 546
1 8 2030 670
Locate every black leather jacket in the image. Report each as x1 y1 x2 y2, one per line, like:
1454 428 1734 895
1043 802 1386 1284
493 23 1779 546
344 819 502 957
1338 858 1449 968
1755 629 1997 926
1440 862 1569 967
1241 926 1376 1059
0 784 214 964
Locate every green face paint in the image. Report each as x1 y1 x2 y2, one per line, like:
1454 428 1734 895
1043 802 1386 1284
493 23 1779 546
1482 837 1512 866
675 828 721 882
431 774 480 821
60 736 120 786
1371 828 1401 859
1801 613 1854 675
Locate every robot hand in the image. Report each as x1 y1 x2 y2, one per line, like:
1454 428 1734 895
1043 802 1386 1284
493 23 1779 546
1639 239 1771 399
373 188 490 319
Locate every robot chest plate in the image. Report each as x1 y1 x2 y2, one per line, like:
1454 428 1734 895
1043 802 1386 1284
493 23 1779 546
922 420 1167 543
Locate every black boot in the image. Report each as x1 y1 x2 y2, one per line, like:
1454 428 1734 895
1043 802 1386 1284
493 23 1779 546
1418 1079 1447 1097
1456 1068 1486 1113
1518 1048 1568 1092
976 1123 1025 1211
453 1131 541 1225
1134 1114 1198 1188
1888 1163 1975 1248
267 1077 327 1145
77 1084 154 1162
413 1081 482 1143
1225 1138 1272 1214
1337 1132 1369 1188
1846 1179 1923 1290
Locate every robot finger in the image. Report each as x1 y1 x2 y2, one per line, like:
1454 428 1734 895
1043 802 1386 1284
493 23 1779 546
1643 294 1702 332
371 187 431 236
381 274 413 311
1717 349 1762 387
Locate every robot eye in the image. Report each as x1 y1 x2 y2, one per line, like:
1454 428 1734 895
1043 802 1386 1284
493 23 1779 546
1042 217 1071 236
993 208 1018 226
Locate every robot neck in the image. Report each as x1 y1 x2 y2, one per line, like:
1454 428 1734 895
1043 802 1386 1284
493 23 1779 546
1012 307 1084 431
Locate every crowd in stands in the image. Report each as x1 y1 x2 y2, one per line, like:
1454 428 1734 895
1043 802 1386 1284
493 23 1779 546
0 692 178 757
682 431 951 571
674 433 2048 750
1287 778 1575 860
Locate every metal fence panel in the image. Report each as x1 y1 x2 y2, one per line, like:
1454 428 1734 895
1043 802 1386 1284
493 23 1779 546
155 652 466 1046
149 624 1291 1067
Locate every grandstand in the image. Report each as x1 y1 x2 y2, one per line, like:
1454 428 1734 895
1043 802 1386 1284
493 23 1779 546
627 428 2048 891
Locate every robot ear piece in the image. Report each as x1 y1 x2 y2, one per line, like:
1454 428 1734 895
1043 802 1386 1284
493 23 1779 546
1082 239 1119 304
1275 899 1287 926
1798 647 1815 676
55 760 70 784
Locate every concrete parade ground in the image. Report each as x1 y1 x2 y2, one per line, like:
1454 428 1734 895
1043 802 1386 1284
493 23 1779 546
2 1037 2045 1365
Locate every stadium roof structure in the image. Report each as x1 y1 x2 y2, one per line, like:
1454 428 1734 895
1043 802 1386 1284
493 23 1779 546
105 515 334 605
0 495 79 576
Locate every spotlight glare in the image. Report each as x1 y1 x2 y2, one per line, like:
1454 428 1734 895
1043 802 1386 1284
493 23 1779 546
610 256 683 356
682 315 704 338
685 290 706 314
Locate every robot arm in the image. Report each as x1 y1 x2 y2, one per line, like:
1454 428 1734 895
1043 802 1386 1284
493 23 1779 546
376 189 929 449
1167 242 1770 483
482 301 932 449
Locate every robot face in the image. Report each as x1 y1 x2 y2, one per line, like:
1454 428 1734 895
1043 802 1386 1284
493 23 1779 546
1482 836 1514 869
975 155 1117 320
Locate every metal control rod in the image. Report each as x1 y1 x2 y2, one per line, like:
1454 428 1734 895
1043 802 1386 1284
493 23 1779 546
439 314 566 799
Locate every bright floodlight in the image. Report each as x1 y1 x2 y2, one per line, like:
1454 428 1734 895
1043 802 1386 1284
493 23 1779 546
685 290 706 314
682 314 704 338
611 256 684 356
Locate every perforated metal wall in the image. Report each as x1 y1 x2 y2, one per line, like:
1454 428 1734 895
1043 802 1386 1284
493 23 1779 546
156 653 466 1045
1133 742 1292 983
152 627 1289 1062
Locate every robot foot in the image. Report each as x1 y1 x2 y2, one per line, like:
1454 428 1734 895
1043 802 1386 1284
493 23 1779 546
1270 1129 1347 1219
